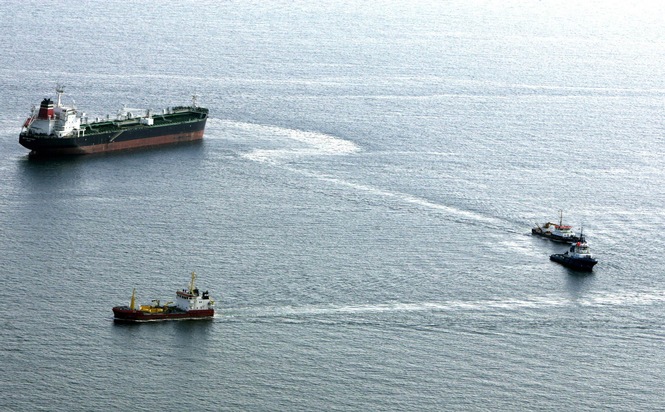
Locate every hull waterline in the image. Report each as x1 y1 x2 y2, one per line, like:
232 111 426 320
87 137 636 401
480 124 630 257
112 307 214 322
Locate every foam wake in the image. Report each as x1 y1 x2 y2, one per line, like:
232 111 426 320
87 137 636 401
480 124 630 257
297 171 503 225
218 290 665 320
209 119 360 163
206 119 503 227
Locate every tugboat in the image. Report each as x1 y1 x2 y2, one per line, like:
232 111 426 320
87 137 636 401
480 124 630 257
549 232 598 271
532 210 582 243
113 272 215 322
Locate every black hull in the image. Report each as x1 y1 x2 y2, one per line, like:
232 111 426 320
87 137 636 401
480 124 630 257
532 229 581 244
550 254 598 271
20 116 206 156
112 306 214 322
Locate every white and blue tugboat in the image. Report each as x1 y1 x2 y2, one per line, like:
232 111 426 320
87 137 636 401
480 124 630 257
532 210 582 243
549 232 598 271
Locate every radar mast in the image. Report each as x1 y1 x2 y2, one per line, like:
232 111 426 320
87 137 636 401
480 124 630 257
55 85 65 107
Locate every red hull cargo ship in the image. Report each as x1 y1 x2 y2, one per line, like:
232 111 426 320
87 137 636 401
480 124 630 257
113 272 215 322
19 86 208 156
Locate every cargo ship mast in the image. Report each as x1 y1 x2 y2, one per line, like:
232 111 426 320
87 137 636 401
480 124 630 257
189 272 197 293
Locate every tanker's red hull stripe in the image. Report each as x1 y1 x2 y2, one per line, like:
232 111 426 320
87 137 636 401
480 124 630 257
71 130 205 154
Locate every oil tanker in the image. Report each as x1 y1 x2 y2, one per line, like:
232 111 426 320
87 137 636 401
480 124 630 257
19 86 208 156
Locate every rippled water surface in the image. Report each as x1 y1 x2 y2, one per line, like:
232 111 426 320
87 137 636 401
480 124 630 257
1 1 665 411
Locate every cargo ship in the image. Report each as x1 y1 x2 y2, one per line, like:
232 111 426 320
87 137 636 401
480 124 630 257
113 272 215 322
532 210 582 243
19 86 208 156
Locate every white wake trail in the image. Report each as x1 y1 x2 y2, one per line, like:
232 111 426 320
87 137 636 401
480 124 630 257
219 290 665 320
211 120 360 163
208 119 502 226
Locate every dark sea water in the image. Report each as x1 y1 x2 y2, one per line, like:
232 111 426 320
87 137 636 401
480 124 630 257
2 1 665 410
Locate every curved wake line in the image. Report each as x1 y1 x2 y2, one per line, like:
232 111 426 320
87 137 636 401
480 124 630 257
207 119 504 226
218 290 665 319
209 119 360 163
297 170 502 225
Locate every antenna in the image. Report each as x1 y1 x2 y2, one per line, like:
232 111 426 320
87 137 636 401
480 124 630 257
55 84 65 107
189 272 196 293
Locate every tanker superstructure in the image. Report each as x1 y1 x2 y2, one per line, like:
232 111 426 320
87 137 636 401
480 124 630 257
19 87 208 155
